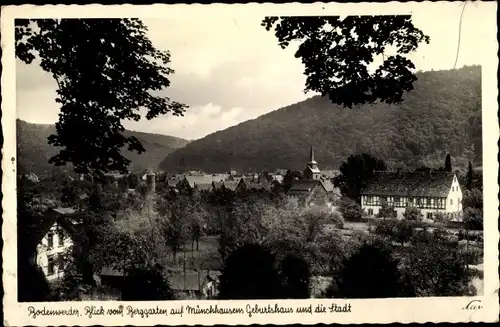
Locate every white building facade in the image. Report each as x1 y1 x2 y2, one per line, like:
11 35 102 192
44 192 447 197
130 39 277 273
361 171 463 221
35 216 76 282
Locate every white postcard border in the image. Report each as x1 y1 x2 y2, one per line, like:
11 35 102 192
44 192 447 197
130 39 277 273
2 2 499 326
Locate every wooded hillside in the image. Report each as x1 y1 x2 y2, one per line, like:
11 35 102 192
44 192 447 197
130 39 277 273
160 66 482 173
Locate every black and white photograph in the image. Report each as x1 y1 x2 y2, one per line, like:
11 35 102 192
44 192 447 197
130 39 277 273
2 1 499 325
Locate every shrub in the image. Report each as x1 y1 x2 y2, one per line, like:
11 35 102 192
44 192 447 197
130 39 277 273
326 240 410 298
218 243 283 299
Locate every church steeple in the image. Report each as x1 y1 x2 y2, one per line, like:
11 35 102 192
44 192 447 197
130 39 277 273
305 144 321 181
308 144 317 167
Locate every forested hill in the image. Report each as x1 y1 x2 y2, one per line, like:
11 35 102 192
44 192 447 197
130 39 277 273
16 119 190 176
160 65 482 173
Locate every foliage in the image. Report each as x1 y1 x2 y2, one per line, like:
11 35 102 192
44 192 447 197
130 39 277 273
219 243 283 299
462 188 483 230
121 264 174 301
373 219 415 246
17 120 189 176
444 153 452 172
338 197 364 221
160 66 481 173
334 153 387 202
326 240 409 298
279 253 311 299
155 196 192 263
376 199 397 219
262 16 429 108
400 239 474 297
466 161 473 190
432 211 452 225
15 19 186 176
402 206 423 222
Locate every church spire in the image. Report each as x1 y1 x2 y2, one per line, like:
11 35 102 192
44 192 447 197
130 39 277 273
308 144 317 165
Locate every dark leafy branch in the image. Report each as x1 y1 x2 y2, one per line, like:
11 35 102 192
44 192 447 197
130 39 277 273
262 16 430 108
15 19 187 176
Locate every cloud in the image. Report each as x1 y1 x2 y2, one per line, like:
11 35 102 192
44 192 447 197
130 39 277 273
15 3 495 140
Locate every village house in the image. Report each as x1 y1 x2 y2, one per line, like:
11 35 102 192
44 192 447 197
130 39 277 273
34 207 79 282
287 145 341 209
235 177 272 193
360 171 463 220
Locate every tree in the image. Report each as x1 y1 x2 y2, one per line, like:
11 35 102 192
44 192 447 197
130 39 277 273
466 161 473 190
338 197 363 221
155 196 191 264
326 241 409 298
376 199 397 219
279 254 311 299
401 239 474 296
263 16 430 108
15 19 187 176
433 211 452 225
334 153 387 202
462 188 483 230
219 243 283 299
402 206 423 223
444 153 452 172
121 264 174 301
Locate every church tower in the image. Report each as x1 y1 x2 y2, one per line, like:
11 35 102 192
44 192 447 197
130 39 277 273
304 144 322 180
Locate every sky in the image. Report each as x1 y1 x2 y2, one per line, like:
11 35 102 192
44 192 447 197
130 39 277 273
16 2 497 140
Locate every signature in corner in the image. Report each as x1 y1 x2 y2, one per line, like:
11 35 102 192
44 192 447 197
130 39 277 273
463 300 483 310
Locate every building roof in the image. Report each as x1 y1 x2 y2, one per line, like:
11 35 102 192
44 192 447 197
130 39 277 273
361 171 455 197
287 180 324 196
307 166 321 174
320 179 335 192
223 181 239 191
185 175 216 188
196 183 214 192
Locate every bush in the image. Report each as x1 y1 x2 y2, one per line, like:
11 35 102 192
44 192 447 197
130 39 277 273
401 240 473 297
218 243 283 299
462 247 483 266
403 206 423 222
326 240 410 298
121 264 173 301
338 198 363 221
279 253 311 299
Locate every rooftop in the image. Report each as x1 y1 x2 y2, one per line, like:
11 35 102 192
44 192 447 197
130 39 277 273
361 171 456 197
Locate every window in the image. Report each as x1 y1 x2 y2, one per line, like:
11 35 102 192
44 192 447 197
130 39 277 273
368 208 374 215
427 212 433 220
450 199 453 205
394 197 401 206
58 230 64 247
47 233 54 248
47 256 55 275
58 255 65 271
